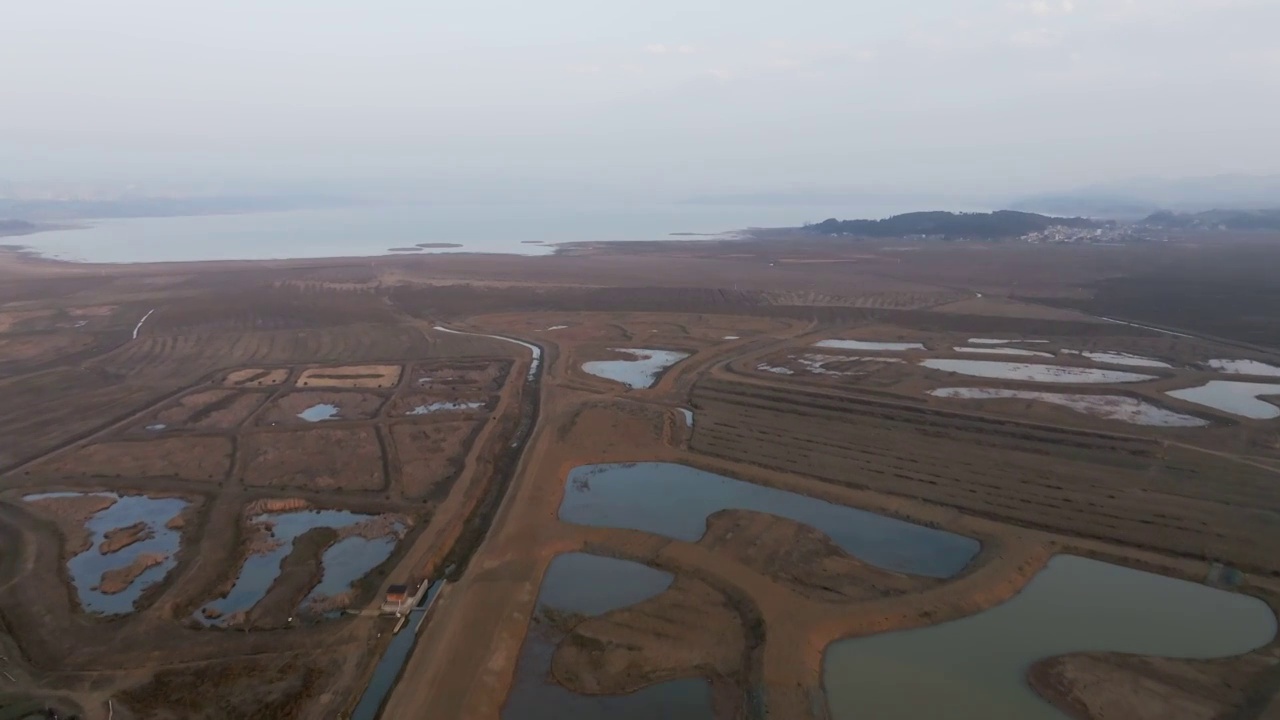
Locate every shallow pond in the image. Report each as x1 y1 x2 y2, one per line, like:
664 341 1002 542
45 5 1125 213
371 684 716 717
24 492 187 615
954 347 1054 358
814 339 925 352
561 463 978 578
824 555 1276 720
678 408 694 427
920 359 1156 384
298 403 340 422
1061 349 1172 368
930 388 1208 427
197 509 396 625
504 553 713 720
407 401 485 415
1208 359 1280 377
1166 381 1280 420
968 338 1050 345
303 535 399 608
582 349 690 389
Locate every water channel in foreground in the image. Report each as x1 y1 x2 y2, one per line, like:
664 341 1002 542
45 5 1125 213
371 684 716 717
823 555 1277 720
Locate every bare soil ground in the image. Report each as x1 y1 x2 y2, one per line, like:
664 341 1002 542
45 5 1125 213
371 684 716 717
3 235 1280 719
297 364 402 389
26 437 233 483
390 421 485 501
240 427 386 491
142 388 267 431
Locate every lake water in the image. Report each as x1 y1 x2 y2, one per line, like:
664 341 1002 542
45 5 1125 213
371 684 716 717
1166 381 1280 420
11 203 922 263
581 349 690 390
929 388 1208 427
954 347 1054 358
824 555 1277 720
24 492 187 615
503 553 713 720
815 340 926 352
197 509 398 625
921 360 1157 384
561 463 978 578
1208 359 1280 377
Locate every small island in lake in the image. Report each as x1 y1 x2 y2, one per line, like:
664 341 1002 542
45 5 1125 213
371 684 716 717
416 242 464 249
387 247 423 252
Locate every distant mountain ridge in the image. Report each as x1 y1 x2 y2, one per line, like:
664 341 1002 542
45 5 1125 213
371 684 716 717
1141 208 1280 231
1012 174 1280 219
805 210 1099 240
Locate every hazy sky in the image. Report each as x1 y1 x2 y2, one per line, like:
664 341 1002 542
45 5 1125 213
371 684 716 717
3 0 1277 199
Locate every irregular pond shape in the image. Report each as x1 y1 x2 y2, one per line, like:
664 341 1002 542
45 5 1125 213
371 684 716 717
298 403 340 422
756 363 795 375
969 338 1050 345
929 388 1208 427
407 401 485 415
824 555 1276 720
546 325 569 331
679 408 694 427
197 509 392 625
1166 381 1280 420
303 535 399 609
582 349 690 389
1208 359 1280 377
814 340 926 352
954 347 1055 358
722 335 740 340
504 553 713 720
24 492 187 615
145 424 167 432
561 463 978 578
920 359 1156 384
1061 349 1172 368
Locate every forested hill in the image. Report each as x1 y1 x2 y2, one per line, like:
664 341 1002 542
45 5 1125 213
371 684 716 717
805 211 1098 239
1142 209 1280 231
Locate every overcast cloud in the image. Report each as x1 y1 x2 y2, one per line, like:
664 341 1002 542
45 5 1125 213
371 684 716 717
2 0 1277 198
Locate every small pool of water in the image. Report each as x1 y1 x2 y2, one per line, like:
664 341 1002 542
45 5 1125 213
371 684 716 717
1061 350 1172 368
678 408 694 427
145 423 167 432
407 401 485 415
954 347 1054 358
504 553 713 720
921 359 1156 384
582 349 690 389
824 555 1276 720
1166 381 1280 420
930 388 1208 427
814 339 925 352
561 463 978 578
23 492 188 615
1208 359 1280 377
197 509 395 625
303 535 399 609
298 403 340 422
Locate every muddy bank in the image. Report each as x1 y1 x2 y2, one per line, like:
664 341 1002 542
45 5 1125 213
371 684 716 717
24 493 118 556
249 526 338 628
99 521 152 554
95 552 168 595
699 510 936 603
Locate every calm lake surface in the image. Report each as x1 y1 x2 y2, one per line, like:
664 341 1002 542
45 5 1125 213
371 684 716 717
824 555 1277 720
561 463 979 578
13 203 936 263
504 553 713 720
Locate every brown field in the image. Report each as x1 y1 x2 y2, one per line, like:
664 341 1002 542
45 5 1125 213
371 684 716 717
240 427 387 491
141 389 267 431
390 421 485 502
297 364 402 389
2 234 1280 720
223 367 291 387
